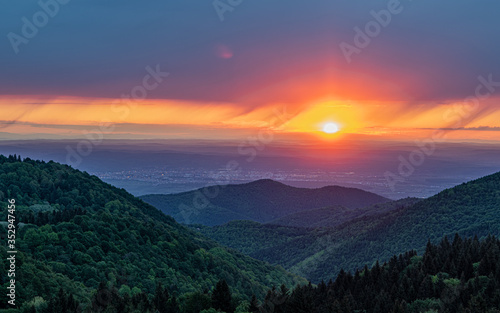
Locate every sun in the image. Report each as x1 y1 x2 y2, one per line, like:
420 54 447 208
323 122 339 134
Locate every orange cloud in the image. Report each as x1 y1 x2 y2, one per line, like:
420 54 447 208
1 93 499 142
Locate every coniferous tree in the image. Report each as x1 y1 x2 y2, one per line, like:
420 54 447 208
212 279 234 313
249 295 259 313
154 283 170 313
166 295 180 313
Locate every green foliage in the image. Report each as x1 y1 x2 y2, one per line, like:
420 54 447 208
199 309 218 313
407 299 442 312
212 279 234 313
5 154 500 311
191 221 310 256
253 234 500 312
0 155 305 311
181 292 211 313
235 300 250 313
197 172 500 282
269 198 420 228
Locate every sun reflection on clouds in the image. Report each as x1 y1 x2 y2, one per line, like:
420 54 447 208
1 94 500 141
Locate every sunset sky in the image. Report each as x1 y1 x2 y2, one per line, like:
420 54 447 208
1 0 500 142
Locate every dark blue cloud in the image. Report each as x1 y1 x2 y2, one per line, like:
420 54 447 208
1 0 500 104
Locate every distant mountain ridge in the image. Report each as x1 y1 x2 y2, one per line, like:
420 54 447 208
140 179 390 226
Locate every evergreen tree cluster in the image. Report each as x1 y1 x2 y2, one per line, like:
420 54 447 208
22 280 236 313
20 207 86 225
24 234 500 312
251 234 500 313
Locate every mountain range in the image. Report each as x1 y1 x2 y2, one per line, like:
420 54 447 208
194 171 500 282
140 179 390 226
2 153 500 311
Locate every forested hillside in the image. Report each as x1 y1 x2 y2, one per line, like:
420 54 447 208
196 172 500 282
296 170 500 282
140 179 390 226
2 154 500 312
268 198 420 228
0 155 306 312
252 234 500 313
194 199 419 281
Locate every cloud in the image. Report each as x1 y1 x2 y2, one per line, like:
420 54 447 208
0 0 500 107
424 126 500 131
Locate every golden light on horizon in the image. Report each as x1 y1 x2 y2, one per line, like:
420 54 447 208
283 99 361 134
2 95 500 141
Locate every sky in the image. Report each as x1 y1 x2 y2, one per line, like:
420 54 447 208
1 0 500 142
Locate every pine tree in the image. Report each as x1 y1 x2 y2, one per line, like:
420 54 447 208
45 288 80 313
249 295 259 313
154 282 170 313
212 279 234 313
166 295 180 313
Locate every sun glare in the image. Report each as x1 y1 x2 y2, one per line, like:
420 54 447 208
323 122 339 134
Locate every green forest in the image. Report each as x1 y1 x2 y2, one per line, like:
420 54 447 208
252 234 500 313
197 171 500 282
2 154 500 312
0 155 304 312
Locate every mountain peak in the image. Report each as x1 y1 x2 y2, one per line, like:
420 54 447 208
141 179 390 226
242 179 291 188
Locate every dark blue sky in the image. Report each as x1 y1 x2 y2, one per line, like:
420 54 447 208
2 0 500 105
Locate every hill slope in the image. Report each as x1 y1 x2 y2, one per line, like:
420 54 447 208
252 234 500 312
140 179 390 226
295 170 500 281
0 155 306 310
268 197 420 228
195 173 500 282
